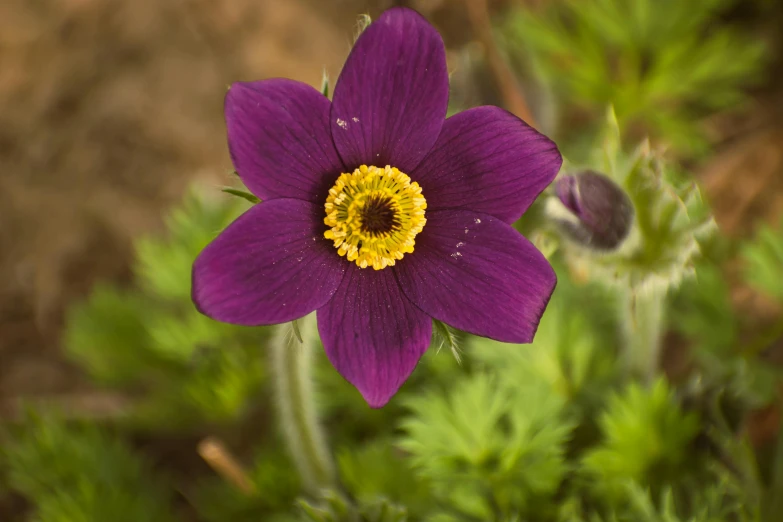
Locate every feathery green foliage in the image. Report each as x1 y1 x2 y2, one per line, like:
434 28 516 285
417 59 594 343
742 217 783 304
502 0 766 155
1 413 177 522
400 372 574 520
671 260 780 407
297 491 408 522
581 379 700 501
336 441 430 511
64 189 265 427
470 284 617 416
6 175 775 522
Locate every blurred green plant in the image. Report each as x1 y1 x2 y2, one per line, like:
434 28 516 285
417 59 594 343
1 413 177 522
297 490 408 522
336 441 431 512
64 189 265 427
672 260 780 408
470 281 617 418
671 217 783 408
190 444 301 522
2 178 778 522
399 369 574 519
502 0 766 155
742 217 783 304
612 479 757 522
581 379 700 503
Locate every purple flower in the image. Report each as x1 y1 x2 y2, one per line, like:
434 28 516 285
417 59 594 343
192 8 562 407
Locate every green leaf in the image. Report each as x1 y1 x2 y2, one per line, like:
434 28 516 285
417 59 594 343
672 259 780 407
581 379 700 502
1 413 177 522
399 372 574 519
222 187 261 204
65 185 265 427
135 187 248 301
501 0 766 155
336 440 429 512
64 285 161 386
741 217 783 303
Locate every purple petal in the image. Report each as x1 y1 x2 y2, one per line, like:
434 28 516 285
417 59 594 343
330 7 448 172
555 175 581 215
411 106 562 223
395 210 556 343
317 265 432 408
225 79 345 203
192 199 345 326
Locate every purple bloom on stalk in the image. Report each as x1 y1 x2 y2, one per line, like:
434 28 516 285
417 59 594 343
192 8 562 407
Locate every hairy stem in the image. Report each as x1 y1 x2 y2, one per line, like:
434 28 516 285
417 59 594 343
620 286 666 382
270 313 335 493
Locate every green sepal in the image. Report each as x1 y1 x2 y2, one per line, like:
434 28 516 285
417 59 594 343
291 318 304 344
221 187 260 205
433 319 461 363
320 71 330 99
354 14 372 42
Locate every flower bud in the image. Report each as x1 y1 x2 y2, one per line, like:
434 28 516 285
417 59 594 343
555 170 634 250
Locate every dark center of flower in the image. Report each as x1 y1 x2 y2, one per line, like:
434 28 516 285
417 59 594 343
323 165 427 270
359 195 401 236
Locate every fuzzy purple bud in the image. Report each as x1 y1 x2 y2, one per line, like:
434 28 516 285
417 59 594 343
555 171 634 250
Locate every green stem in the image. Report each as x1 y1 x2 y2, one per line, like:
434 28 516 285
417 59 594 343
619 286 667 383
270 313 335 493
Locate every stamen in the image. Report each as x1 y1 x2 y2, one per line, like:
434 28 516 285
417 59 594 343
324 165 427 270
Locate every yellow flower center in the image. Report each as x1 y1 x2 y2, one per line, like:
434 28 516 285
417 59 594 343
324 165 427 270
